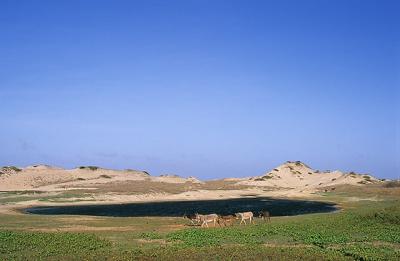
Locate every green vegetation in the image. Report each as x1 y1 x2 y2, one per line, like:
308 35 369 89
167 201 400 249
385 180 400 188
139 231 164 240
254 175 273 181
36 192 95 203
0 231 110 260
79 166 99 171
1 166 22 172
0 187 399 260
0 233 354 261
363 175 373 182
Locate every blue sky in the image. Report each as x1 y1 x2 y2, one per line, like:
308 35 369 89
0 0 398 179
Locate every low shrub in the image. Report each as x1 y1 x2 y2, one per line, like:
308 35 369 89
139 232 163 240
0 230 111 259
79 166 99 171
2 166 22 172
294 161 302 166
363 175 372 181
360 205 400 225
384 181 400 188
254 176 273 181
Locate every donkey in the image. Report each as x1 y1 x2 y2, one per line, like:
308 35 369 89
183 213 198 226
235 211 254 225
195 213 219 227
217 215 236 226
258 210 271 222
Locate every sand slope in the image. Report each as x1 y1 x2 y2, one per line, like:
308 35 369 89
238 161 379 190
0 165 149 191
0 162 379 193
0 165 203 191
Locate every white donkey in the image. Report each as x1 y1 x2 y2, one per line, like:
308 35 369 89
195 213 219 227
235 211 254 225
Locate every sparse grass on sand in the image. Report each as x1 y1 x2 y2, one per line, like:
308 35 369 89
0 185 399 260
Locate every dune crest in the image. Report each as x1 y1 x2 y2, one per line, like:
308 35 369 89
239 161 379 189
0 162 379 192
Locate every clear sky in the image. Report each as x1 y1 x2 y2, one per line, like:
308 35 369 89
0 0 399 179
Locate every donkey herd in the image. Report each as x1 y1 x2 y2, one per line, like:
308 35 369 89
183 210 271 228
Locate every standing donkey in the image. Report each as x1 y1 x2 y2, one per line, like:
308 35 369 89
217 215 236 226
195 213 219 228
235 211 254 225
258 210 271 222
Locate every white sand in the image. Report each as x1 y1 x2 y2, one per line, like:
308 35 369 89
0 162 379 201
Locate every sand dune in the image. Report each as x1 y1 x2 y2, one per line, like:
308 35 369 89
0 162 379 195
238 161 379 190
0 165 149 191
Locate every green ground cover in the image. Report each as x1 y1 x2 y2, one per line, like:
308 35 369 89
0 187 399 260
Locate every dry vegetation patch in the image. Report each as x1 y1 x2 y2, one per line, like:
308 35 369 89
82 180 198 194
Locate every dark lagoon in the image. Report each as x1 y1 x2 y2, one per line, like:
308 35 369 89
24 197 337 217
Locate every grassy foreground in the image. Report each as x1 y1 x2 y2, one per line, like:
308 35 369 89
0 187 399 260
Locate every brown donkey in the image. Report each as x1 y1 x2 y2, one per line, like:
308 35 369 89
217 215 236 226
258 210 271 222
